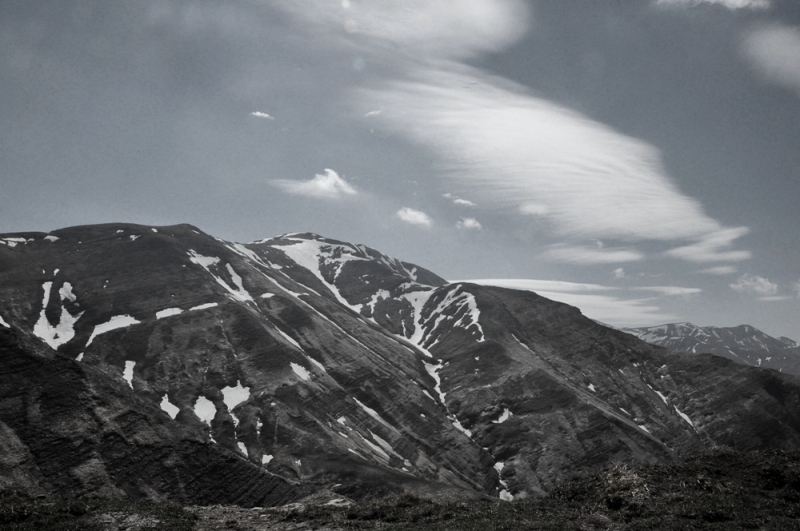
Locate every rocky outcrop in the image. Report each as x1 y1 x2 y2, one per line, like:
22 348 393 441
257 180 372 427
1 223 800 503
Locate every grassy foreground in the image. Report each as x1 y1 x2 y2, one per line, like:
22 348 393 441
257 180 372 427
2 449 799 530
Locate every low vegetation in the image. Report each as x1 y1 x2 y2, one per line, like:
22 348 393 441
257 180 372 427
2 449 798 530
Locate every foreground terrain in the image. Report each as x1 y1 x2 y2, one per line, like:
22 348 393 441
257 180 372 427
2 449 799 530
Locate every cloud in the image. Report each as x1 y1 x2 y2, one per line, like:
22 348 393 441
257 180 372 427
698 265 738 275
250 111 274 120
613 267 627 279
275 0 750 264
454 198 477 207
543 244 644 264
655 0 770 9
460 279 676 326
792 279 800 298
665 227 751 263
396 207 432 227
759 295 792 302
730 273 779 298
273 0 529 61
456 217 482 230
633 286 702 296
272 168 357 199
743 25 800 95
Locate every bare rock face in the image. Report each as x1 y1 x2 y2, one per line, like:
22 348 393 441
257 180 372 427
1 223 800 504
623 322 800 375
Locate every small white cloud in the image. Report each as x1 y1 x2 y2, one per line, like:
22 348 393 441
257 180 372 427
453 198 477 207
655 0 769 9
250 111 274 119
519 202 549 216
698 265 737 276
456 217 482 230
272 168 357 199
543 244 644 265
665 227 751 263
442 193 454 199
613 268 627 279
743 24 800 96
730 273 778 297
634 286 702 296
364 109 382 117
396 207 432 227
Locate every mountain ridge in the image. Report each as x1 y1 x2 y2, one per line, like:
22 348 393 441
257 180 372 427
623 322 800 375
2 222 800 505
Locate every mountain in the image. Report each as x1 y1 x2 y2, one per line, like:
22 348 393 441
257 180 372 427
622 322 800 375
2 223 800 505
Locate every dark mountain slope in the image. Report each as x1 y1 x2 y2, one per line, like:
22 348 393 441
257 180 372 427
0 325 299 505
1 224 800 504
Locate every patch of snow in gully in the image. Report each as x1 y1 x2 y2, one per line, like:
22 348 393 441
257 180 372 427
123 361 135 389
86 315 140 347
160 395 180 419
156 308 183 319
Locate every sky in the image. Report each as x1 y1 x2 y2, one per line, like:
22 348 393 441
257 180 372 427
2 0 799 339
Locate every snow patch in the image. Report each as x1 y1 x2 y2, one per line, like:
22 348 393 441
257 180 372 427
353 397 397 432
221 381 250 412
194 396 216 425
156 307 183 319
291 362 311 381
260 292 275 299
279 239 365 312
123 361 135 389
262 455 274 465
33 282 84 349
44 235 59 242
86 314 139 347
160 395 180 419
0 315 9 328
129 235 139 241
189 302 218 311
492 408 513 424
674 405 694 428
588 383 597 393
238 442 247 455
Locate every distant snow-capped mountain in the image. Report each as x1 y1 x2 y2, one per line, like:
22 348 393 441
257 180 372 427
622 322 800 374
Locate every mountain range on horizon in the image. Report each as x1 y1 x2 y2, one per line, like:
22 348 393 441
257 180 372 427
1 222 800 506
623 322 800 376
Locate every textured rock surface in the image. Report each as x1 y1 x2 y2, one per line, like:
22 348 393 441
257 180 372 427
1 223 800 503
623 322 800 375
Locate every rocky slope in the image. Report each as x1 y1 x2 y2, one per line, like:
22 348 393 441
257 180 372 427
1 223 800 504
622 322 800 375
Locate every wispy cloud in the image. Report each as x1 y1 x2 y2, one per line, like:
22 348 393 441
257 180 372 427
250 111 274 119
460 278 677 326
272 168 357 200
454 198 477 207
456 217 482 230
730 273 779 298
665 227 751 263
274 0 750 265
543 244 644 264
396 207 432 228
698 265 738 276
633 286 702 296
655 0 770 9
743 24 800 96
